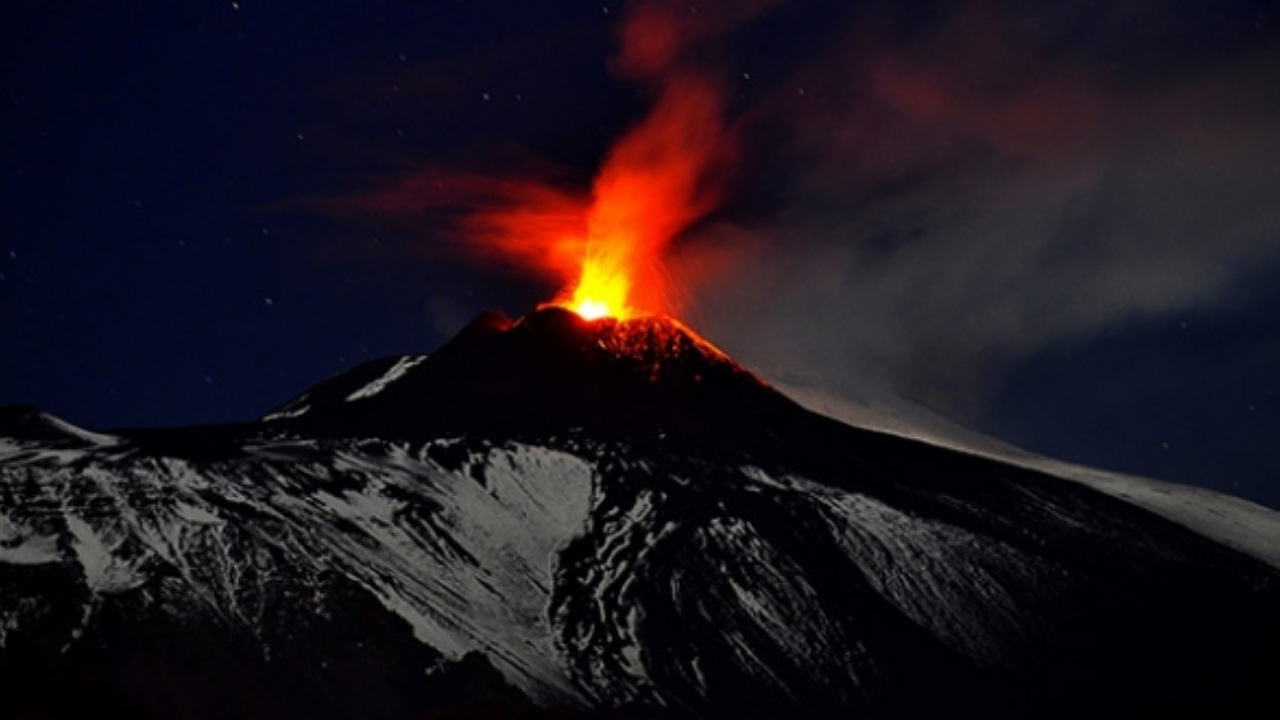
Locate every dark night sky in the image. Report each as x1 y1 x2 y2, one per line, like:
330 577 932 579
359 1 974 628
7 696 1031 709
3 1 1279 509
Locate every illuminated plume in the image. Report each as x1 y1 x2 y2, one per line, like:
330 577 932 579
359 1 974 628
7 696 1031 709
558 73 726 320
381 2 772 322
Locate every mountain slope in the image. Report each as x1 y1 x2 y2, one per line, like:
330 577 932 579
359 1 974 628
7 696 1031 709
1 307 1278 719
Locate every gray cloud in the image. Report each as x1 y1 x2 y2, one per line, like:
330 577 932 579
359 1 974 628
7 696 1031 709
677 3 1280 422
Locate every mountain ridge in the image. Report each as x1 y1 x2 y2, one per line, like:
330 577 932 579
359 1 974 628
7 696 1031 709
1 307 1278 718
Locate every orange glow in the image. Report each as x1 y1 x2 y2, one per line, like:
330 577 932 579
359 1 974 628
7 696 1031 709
573 298 615 321
550 73 728 321
569 257 630 319
395 75 726 324
564 226 636 319
385 3 751 323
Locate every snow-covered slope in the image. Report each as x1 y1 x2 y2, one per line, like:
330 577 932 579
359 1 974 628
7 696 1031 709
772 380 1280 571
1 307 1278 719
0 434 591 705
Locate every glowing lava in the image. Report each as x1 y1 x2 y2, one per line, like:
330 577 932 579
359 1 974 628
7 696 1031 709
573 298 616 321
564 244 635 320
550 71 726 322
394 3 750 325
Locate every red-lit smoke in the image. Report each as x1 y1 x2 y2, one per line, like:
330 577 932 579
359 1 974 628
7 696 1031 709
443 1 769 319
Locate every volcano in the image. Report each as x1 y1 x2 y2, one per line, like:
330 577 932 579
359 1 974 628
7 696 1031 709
1 306 1278 719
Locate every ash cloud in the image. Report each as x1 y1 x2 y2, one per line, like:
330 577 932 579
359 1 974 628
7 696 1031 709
302 0 1280 442
677 0 1280 424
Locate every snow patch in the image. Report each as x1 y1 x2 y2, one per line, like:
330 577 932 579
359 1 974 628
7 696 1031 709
346 355 427 402
774 381 1280 572
262 399 311 421
173 501 224 525
65 514 148 594
0 513 61 565
1029 461 1280 571
44 415 120 447
238 442 595 702
813 484 1054 666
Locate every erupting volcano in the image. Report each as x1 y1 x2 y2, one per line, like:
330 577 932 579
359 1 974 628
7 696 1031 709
551 73 726 323
408 4 736 325
5 3 1280 719
554 230 641 322
516 68 728 325
2 303 1279 719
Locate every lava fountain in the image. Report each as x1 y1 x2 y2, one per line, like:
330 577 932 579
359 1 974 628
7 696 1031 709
549 71 728 322
370 3 754 325
456 3 740 323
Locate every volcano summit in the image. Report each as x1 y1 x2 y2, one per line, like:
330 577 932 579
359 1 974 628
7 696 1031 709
1 307 1278 718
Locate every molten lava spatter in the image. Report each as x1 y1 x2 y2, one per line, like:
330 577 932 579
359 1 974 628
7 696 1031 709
564 254 632 320
587 312 737 370
572 298 616 321
563 253 637 320
551 74 725 322
393 4 738 324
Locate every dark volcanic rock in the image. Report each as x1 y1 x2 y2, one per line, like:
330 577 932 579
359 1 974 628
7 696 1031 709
1 307 1278 718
